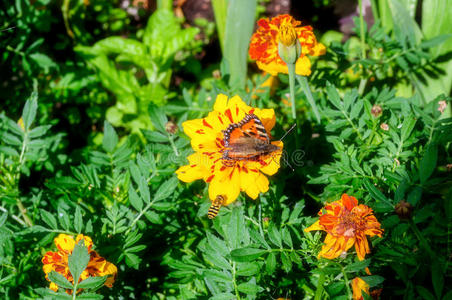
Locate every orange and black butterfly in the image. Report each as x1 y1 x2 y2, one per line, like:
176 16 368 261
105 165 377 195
222 113 280 162
208 195 225 219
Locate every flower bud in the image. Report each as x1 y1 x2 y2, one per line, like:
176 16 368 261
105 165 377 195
395 200 413 220
277 24 302 65
371 105 382 118
165 121 178 135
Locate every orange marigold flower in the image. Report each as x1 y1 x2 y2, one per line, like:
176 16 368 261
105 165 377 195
351 277 370 300
176 94 283 205
42 234 117 292
249 14 326 76
305 194 383 260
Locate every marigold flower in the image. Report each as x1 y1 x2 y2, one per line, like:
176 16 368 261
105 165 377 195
176 94 283 205
305 194 383 260
351 277 370 300
249 14 325 76
42 234 117 292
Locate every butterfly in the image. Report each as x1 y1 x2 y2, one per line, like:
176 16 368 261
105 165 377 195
222 113 280 162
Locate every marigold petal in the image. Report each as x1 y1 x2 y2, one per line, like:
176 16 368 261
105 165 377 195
240 168 261 199
355 235 370 261
54 234 75 253
253 108 276 133
295 55 312 76
209 168 241 205
341 194 358 210
213 94 230 113
304 220 322 232
352 277 370 300
49 282 59 292
176 164 204 183
256 60 287 76
260 141 283 175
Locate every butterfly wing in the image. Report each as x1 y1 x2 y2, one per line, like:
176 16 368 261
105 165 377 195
223 114 277 160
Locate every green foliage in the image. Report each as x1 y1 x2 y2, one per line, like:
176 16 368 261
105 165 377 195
75 9 200 133
1 1 452 299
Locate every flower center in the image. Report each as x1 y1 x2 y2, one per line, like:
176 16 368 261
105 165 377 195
338 210 363 237
278 24 297 47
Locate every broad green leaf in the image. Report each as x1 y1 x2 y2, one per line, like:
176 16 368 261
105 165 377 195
230 247 267 262
416 286 435 300
77 276 107 290
265 252 276 274
22 91 38 130
419 144 438 184
203 269 231 283
267 223 282 248
223 0 256 90
102 121 118 153
68 240 90 284
344 259 370 273
153 177 178 201
148 105 168 133
129 185 143 211
74 206 83 233
362 275 384 287
237 282 260 295
48 271 73 290
40 209 58 230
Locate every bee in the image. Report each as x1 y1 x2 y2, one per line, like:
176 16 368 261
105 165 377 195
208 195 225 219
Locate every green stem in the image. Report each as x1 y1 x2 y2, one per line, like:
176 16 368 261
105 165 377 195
72 282 78 300
296 75 321 123
340 264 352 299
62 0 74 39
232 261 241 300
167 133 180 157
287 63 297 120
314 269 326 300
358 0 367 95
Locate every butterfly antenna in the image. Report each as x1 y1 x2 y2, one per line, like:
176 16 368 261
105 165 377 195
279 123 296 141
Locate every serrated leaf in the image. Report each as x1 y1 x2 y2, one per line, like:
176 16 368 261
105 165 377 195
129 185 143 211
344 259 370 273
40 209 58 229
265 252 276 274
77 276 107 290
48 271 73 290
68 240 90 284
102 121 118 153
230 247 267 262
267 223 282 248
22 92 38 130
153 177 178 201
237 282 259 295
74 206 83 233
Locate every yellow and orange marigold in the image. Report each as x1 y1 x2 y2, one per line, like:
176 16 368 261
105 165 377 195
176 94 283 205
42 234 117 292
249 14 325 76
305 194 383 261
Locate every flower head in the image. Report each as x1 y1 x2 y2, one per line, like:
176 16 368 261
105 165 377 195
176 94 283 205
352 277 370 300
249 14 325 76
42 234 117 292
305 194 383 260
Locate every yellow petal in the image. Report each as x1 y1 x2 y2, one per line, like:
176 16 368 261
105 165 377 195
256 60 287 76
54 234 75 253
253 108 276 132
304 220 322 232
260 141 283 176
49 282 59 292
240 168 261 199
213 94 230 113
295 56 312 76
209 167 241 205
